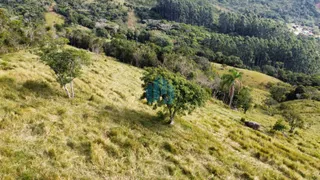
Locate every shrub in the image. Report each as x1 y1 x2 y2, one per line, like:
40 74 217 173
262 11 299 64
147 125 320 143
234 87 253 113
270 83 292 102
272 120 287 131
282 110 305 133
264 97 278 107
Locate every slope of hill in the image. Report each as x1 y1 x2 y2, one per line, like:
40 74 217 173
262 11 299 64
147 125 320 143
0 50 319 179
138 0 320 25
203 0 320 25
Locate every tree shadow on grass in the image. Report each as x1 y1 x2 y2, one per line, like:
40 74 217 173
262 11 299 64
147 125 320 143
100 104 172 132
22 80 58 98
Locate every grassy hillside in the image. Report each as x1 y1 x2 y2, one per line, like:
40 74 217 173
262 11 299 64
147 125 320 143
0 51 319 179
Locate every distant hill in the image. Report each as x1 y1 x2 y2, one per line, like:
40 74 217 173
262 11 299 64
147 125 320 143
143 0 320 25
210 0 320 25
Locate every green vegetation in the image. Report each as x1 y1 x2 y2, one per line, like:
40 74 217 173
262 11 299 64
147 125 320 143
0 8 45 54
39 39 90 98
141 68 208 125
234 87 253 114
0 0 320 179
221 69 242 107
0 50 320 179
282 110 305 133
211 0 320 26
153 0 214 28
272 120 287 132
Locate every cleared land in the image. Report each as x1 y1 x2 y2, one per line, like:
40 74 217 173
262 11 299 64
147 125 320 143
45 12 65 27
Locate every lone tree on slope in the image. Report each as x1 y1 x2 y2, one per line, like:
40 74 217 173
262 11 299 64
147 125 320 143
283 110 305 133
221 69 243 108
39 39 90 98
141 68 208 125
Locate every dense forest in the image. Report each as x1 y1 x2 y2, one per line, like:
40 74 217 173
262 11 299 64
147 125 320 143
148 0 320 75
211 0 320 26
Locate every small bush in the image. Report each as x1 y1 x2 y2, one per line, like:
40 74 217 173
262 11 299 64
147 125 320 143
272 120 287 131
270 83 292 102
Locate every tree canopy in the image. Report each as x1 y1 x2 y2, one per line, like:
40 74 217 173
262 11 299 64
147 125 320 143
39 39 90 98
141 67 208 125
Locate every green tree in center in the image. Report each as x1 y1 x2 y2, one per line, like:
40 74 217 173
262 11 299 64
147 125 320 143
141 68 208 125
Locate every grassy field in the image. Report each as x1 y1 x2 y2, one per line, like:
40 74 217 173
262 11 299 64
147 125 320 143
45 12 65 27
0 51 319 179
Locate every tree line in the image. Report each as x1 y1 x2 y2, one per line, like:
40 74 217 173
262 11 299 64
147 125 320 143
152 0 214 28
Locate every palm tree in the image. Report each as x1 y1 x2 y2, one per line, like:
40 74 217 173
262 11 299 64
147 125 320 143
221 69 243 108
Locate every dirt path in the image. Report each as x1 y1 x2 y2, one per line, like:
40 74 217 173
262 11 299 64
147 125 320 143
127 10 138 30
48 2 56 12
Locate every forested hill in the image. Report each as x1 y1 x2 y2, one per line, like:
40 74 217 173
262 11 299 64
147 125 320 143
1 0 320 85
210 0 320 26
149 0 320 26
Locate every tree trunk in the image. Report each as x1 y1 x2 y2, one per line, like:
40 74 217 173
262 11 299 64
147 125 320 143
229 84 235 108
70 81 75 98
289 126 295 133
169 115 175 125
63 85 71 98
169 110 176 125
223 93 227 103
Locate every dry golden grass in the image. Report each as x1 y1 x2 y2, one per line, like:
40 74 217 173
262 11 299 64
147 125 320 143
213 63 284 105
213 63 282 89
0 51 319 179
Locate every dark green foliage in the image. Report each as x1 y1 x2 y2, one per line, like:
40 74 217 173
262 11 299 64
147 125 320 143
150 0 320 76
221 69 243 107
0 8 46 54
234 87 253 114
67 29 105 54
212 0 320 25
272 120 287 132
153 0 214 28
163 142 177 154
145 77 174 105
269 83 292 102
0 0 48 23
55 0 127 29
141 68 208 124
49 0 320 88
270 83 320 102
39 38 90 98
287 85 320 101
264 97 279 107
218 12 287 39
104 39 159 68
311 74 320 86
2 0 320 95
203 32 320 75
